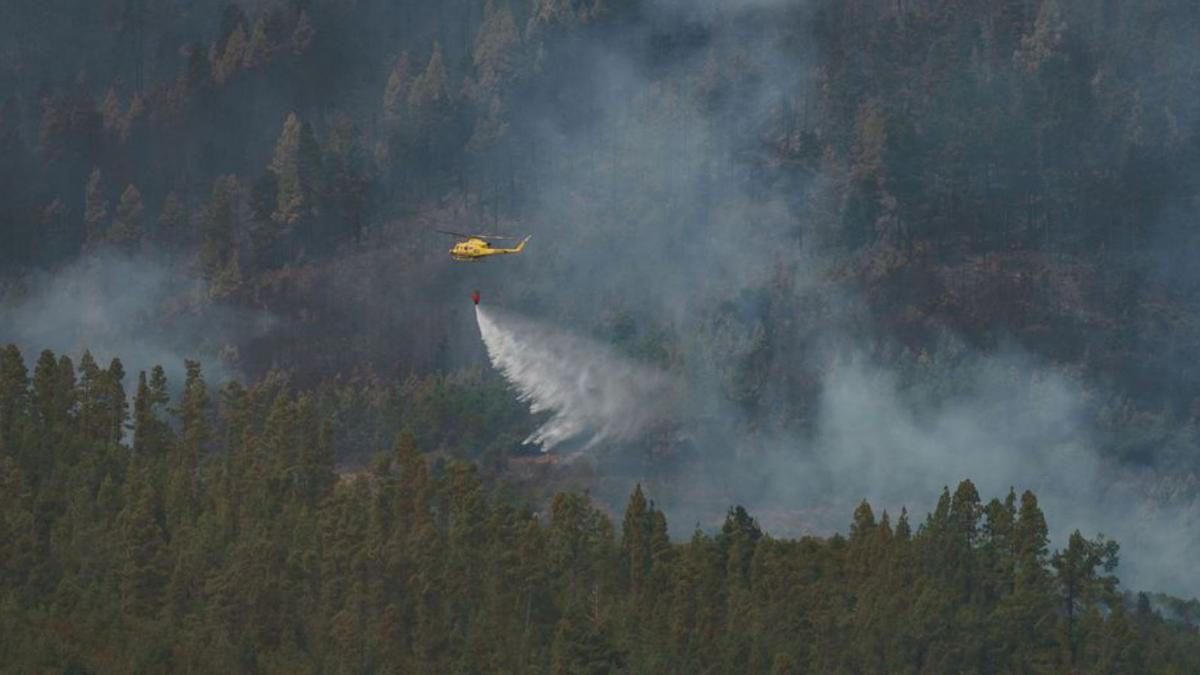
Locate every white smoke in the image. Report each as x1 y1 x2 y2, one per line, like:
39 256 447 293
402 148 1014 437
475 305 674 451
0 249 274 383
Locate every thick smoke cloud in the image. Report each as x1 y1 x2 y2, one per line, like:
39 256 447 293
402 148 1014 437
476 294 1200 596
494 8 815 330
0 249 274 384
461 3 1200 599
752 355 1199 597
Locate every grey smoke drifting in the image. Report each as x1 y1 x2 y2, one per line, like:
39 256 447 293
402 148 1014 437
796 355 1200 598
645 347 1200 598
476 304 674 451
477 284 1200 595
0 249 274 384
441 2 1200 600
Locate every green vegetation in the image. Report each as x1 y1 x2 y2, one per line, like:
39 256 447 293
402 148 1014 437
3 1 1200 668
3 0 1200 470
1 344 1197 673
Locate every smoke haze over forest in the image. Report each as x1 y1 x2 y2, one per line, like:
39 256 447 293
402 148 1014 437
3 4 1200 663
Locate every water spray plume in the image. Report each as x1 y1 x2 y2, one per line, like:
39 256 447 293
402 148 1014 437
475 305 673 451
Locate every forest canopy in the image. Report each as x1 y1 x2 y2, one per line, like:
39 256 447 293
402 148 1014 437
1 345 1198 673
2 0 1200 670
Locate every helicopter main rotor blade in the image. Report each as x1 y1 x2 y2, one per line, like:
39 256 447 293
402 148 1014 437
437 229 522 240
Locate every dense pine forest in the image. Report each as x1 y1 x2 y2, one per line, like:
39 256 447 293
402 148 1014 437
1 345 1199 673
3 0 1200 671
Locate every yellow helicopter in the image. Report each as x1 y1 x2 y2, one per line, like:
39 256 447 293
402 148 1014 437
439 230 531 261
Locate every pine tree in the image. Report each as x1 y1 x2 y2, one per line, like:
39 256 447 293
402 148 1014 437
671 527 723 669
322 116 369 244
0 345 28 455
469 0 521 103
645 504 674 647
981 489 1017 603
1014 491 1050 582
133 367 169 456
551 592 623 675
83 168 110 248
160 360 206 541
262 391 298 487
849 499 876 542
895 506 912 541
648 507 673 583
393 428 430 522
297 396 335 504
31 350 59 440
846 499 878 584
210 251 244 300
156 191 187 246
410 511 449 672
132 371 151 453
527 0 580 40
291 10 315 56
52 355 77 443
1052 530 1120 667
296 119 323 222
718 505 762 587
75 350 104 448
248 169 288 266
0 453 36 589
1001 490 1058 671
330 575 370 671
40 197 74 259
198 175 242 278
1018 0 1068 72
180 41 214 101
214 3 248 55
119 93 144 143
444 459 488 652
100 87 122 132
118 486 167 618
271 113 320 227
383 53 414 121
108 184 144 252
177 359 209 461
242 17 272 70
148 366 169 408
470 95 511 151
104 358 129 445
407 43 450 135
214 23 248 85
621 484 652 598
948 479 982 600
993 0 1033 51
